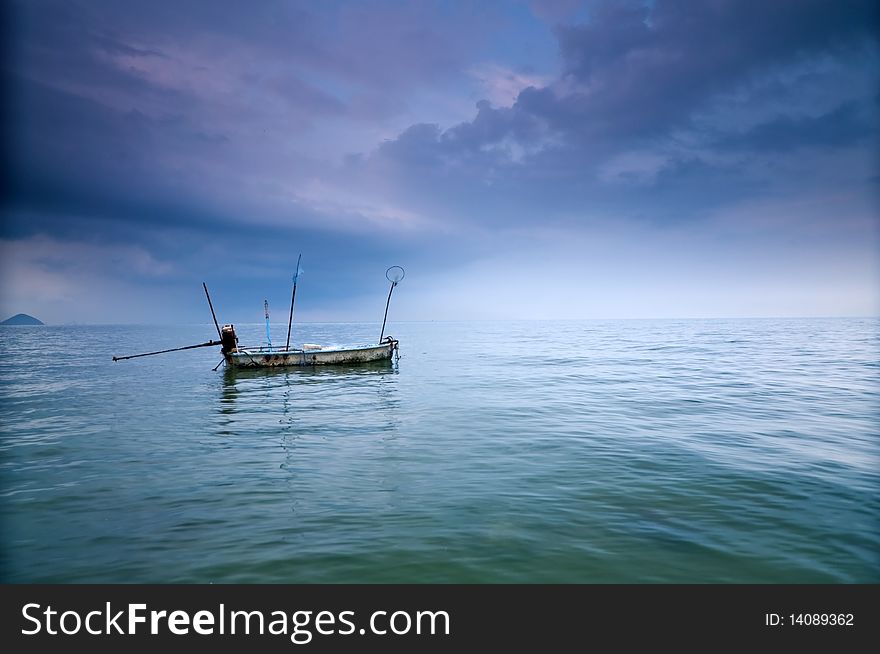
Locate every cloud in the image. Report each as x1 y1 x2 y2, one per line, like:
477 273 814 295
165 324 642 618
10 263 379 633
379 1 879 162
360 0 879 234
469 63 551 107
4 0 509 235
529 0 584 25
715 102 877 152
553 0 878 137
2 0 878 321
0 234 178 323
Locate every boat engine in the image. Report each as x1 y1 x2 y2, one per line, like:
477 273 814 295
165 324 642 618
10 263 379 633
220 324 238 354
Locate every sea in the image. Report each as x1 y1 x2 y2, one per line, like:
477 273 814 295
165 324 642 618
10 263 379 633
1 318 877 583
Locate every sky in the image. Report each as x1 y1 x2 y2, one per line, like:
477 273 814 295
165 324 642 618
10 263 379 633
2 0 878 324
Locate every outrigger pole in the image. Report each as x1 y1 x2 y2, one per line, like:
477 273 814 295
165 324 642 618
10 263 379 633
114 282 226 361
113 340 221 361
285 253 302 351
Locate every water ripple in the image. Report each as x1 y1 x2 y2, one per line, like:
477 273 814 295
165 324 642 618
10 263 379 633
1 319 878 582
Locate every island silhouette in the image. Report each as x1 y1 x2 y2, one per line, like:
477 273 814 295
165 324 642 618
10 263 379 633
1 313 44 326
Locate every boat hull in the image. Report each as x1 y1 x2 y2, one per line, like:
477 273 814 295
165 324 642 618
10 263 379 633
226 341 397 368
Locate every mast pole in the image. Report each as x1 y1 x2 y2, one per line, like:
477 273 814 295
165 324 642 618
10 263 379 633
264 299 272 350
203 282 222 339
285 253 302 351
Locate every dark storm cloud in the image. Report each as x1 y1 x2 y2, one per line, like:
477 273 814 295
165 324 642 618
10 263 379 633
4 0 501 235
554 0 877 135
377 0 879 165
9 0 876 239
360 0 879 234
715 102 878 153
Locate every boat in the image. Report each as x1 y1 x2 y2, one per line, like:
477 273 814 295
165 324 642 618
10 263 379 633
113 263 405 369
219 324 399 368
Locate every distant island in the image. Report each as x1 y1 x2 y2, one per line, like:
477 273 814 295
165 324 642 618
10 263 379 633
0 313 45 326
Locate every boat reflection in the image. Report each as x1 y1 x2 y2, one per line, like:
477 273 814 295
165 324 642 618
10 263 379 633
216 359 400 424
209 349 405 521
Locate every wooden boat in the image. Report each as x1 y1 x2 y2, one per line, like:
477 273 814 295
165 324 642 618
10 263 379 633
220 324 398 368
112 264 405 370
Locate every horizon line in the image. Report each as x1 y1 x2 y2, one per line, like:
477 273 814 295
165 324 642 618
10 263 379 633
5 315 879 327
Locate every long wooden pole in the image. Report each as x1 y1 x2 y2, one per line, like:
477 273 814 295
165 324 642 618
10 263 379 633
203 282 222 339
285 253 302 351
113 340 221 361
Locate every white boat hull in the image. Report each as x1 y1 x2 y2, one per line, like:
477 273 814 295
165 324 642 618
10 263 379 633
226 340 397 368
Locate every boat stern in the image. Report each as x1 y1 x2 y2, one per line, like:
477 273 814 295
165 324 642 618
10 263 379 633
221 324 239 357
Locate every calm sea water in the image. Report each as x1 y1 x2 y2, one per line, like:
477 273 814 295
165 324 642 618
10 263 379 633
1 319 878 583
